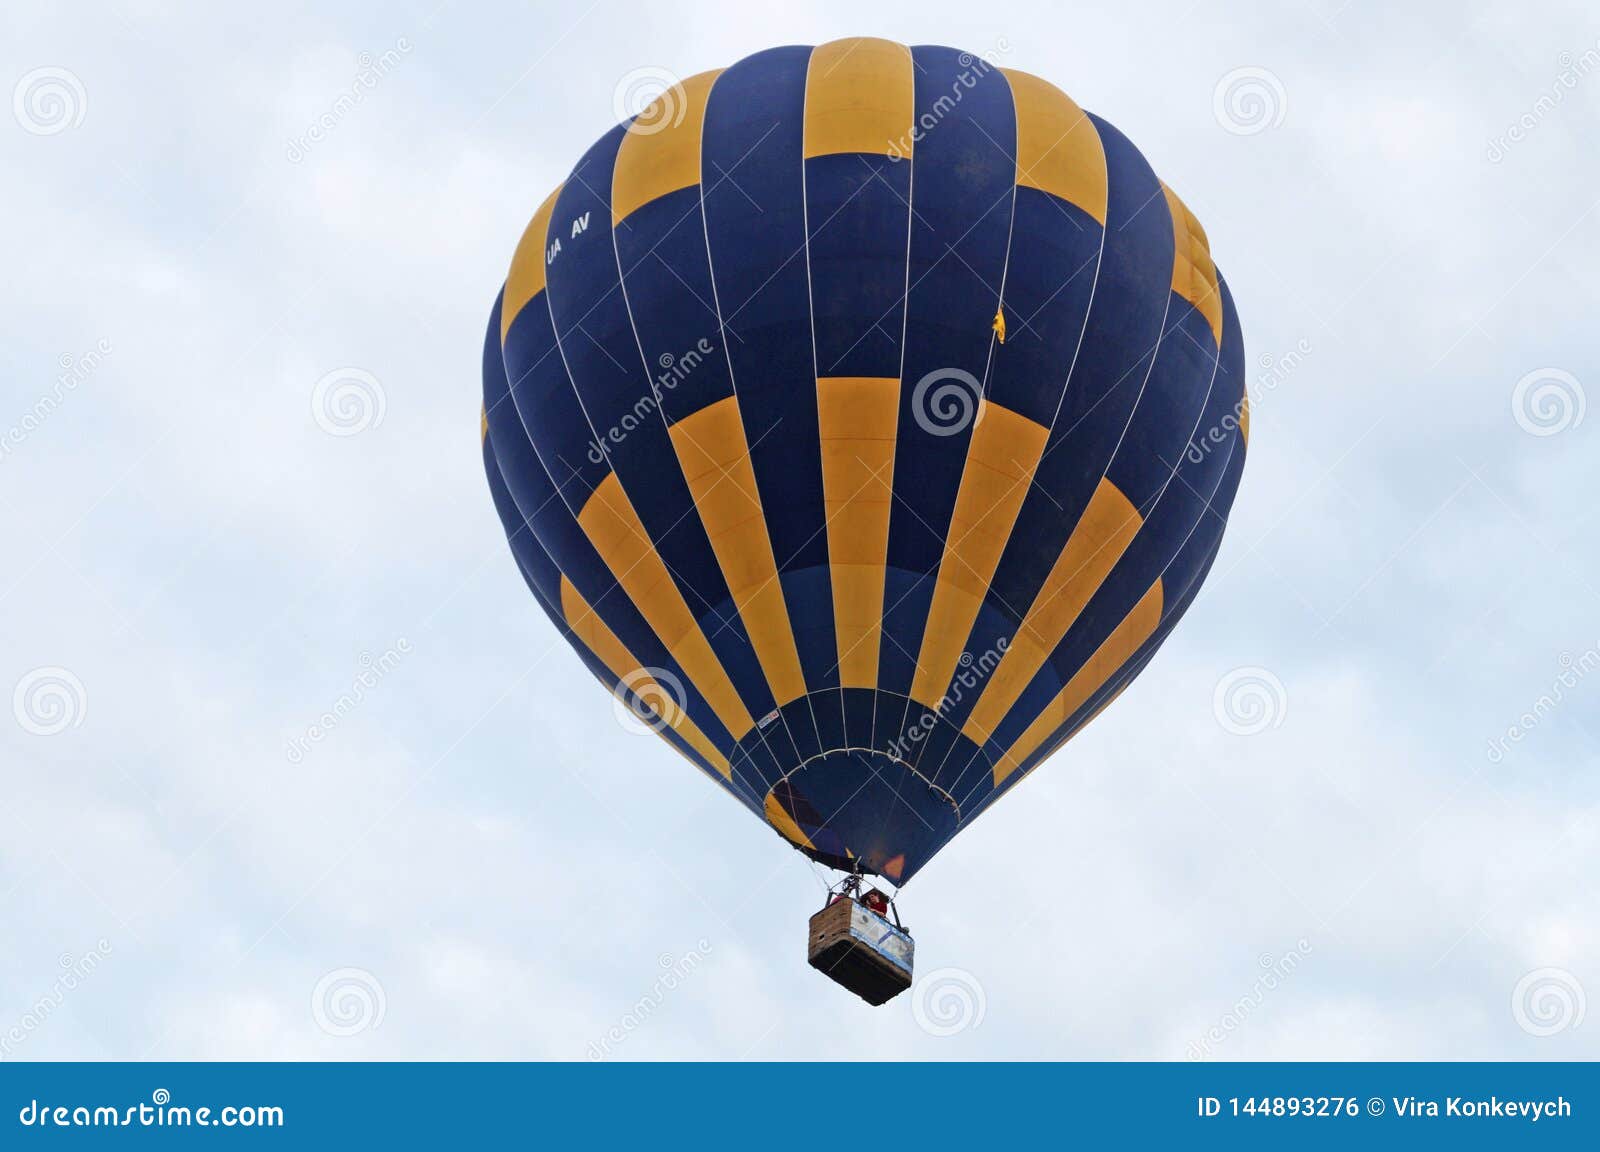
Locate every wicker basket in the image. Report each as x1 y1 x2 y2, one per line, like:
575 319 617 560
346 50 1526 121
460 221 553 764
807 898 914 1005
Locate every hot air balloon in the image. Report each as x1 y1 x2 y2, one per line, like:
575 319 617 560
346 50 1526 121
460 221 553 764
481 39 1247 1002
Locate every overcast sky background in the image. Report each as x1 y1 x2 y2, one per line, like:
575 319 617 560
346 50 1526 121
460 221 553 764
2 0 1597 1060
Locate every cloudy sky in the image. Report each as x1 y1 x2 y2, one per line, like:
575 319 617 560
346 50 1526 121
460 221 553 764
2 0 1596 1060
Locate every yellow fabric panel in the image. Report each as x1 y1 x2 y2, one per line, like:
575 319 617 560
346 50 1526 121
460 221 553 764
500 184 564 343
1069 683 1126 744
480 405 488 444
558 576 731 778
1003 69 1107 226
668 397 808 705
803 38 914 159
1239 391 1250 445
611 69 722 226
764 790 816 849
992 580 1163 784
910 401 1049 708
576 473 755 738
1161 183 1223 344
963 477 1142 743
816 377 899 688
1030 682 1128 777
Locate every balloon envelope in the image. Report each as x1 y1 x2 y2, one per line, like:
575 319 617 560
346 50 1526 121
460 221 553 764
482 39 1247 884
